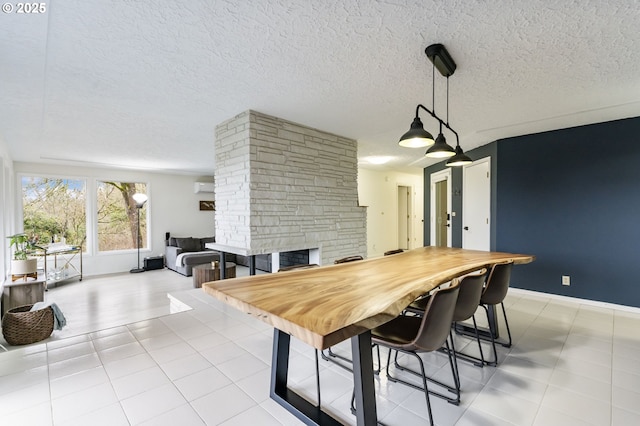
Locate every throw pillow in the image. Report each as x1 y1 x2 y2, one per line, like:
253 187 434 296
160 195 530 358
174 237 200 252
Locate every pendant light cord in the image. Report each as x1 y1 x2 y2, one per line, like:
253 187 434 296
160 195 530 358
446 76 449 126
432 62 435 114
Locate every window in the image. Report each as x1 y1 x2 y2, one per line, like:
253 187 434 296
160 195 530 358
21 177 87 246
96 181 147 252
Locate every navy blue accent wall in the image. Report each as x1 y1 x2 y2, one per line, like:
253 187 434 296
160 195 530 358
496 117 640 307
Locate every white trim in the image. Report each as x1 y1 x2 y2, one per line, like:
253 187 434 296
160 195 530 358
429 169 452 247
509 287 640 314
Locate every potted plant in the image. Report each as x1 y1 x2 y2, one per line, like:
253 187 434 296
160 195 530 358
7 233 40 277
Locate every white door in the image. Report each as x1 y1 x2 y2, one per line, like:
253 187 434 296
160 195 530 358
462 157 490 251
430 169 452 247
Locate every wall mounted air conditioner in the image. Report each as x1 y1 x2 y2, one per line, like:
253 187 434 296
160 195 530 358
194 182 215 193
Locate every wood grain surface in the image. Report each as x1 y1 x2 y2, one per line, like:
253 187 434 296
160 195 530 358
202 247 534 349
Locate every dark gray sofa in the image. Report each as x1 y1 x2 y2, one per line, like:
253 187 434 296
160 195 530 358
165 235 235 276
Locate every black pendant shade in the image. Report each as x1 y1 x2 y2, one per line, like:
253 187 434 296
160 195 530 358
398 117 435 148
425 133 455 158
446 145 472 167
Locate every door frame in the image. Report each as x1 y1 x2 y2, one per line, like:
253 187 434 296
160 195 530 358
462 156 491 251
430 169 452 247
396 185 411 250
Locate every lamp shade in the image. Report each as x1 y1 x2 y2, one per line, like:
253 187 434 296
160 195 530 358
425 133 455 158
398 117 435 148
446 145 472 167
132 193 148 208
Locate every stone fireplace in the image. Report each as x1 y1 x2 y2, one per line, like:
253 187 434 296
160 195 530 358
213 110 366 266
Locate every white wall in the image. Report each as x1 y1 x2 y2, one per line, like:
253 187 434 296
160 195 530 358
12 162 215 277
1 137 15 282
358 168 424 258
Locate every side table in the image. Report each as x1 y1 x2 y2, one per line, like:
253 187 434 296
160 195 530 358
2 274 46 317
193 262 236 288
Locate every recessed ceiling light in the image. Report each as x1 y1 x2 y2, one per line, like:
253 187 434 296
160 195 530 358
364 156 393 165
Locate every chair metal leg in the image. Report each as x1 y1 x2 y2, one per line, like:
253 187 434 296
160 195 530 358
389 346 460 405
446 316 486 368
314 349 321 408
499 302 512 348
384 348 436 425
321 344 381 374
482 305 499 366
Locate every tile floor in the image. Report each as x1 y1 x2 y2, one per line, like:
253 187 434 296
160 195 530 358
1 267 640 425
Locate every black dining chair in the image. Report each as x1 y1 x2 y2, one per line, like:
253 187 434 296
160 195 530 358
370 281 461 426
403 269 488 402
383 248 404 256
478 261 514 366
334 255 364 264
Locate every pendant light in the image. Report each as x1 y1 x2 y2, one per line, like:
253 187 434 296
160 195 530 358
399 43 471 166
426 77 455 158
446 145 473 166
398 116 434 147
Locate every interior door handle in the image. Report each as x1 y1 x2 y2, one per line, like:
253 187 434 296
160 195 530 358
464 226 469 230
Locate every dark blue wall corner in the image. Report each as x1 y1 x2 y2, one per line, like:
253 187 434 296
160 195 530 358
496 117 640 307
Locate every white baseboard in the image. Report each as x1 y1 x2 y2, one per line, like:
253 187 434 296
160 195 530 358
509 287 640 315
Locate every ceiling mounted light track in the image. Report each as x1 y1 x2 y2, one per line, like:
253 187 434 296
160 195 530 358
398 44 472 167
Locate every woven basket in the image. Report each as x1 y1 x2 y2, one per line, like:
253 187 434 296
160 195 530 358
2 304 54 346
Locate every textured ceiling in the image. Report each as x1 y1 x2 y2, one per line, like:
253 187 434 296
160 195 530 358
2 0 640 175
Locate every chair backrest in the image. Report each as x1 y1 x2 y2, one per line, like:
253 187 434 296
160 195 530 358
413 281 460 352
278 264 319 272
383 249 404 256
480 261 513 305
334 255 363 264
452 269 487 322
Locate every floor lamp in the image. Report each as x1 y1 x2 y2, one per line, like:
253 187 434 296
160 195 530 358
130 193 148 273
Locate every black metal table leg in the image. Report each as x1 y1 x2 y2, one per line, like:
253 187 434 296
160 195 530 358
351 331 378 426
219 251 227 279
270 329 342 425
249 255 256 275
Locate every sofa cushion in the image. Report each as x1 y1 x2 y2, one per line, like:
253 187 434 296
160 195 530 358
173 237 200 252
200 237 216 250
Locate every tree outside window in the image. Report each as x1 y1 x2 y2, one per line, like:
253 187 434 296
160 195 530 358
21 177 86 246
97 181 147 251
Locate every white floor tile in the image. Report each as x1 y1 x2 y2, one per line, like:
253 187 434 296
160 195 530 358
1 401 53 426
174 366 232 401
120 383 187 424
220 405 283 425
51 382 119 424
138 403 205 426
49 365 110 399
0 382 51 416
110 365 171 400
48 352 102 380
191 383 257 424
540 385 611 425
533 405 598 426
0 365 49 396
158 351 212 380
470 386 539 425
103 352 157 380
58 402 129 426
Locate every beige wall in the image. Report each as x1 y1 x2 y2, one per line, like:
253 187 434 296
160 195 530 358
358 168 424 258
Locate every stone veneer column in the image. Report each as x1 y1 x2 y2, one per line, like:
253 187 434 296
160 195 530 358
214 110 366 265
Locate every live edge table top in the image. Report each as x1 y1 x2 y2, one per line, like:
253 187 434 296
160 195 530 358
202 247 534 350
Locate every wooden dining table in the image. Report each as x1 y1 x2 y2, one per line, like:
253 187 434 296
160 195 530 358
203 246 534 425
